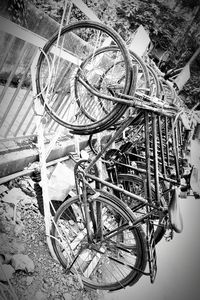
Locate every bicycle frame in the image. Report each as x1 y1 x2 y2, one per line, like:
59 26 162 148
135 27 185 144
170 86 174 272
78 75 178 115
73 105 187 282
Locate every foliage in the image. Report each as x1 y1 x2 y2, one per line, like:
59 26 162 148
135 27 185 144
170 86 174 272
5 0 28 25
179 0 200 8
4 0 200 107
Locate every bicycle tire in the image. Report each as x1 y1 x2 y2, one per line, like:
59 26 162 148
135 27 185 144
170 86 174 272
146 64 161 97
88 110 144 155
102 173 167 244
51 192 147 291
160 78 176 104
36 21 133 135
74 46 150 122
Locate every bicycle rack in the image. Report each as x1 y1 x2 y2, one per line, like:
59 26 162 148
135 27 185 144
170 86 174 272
31 4 194 290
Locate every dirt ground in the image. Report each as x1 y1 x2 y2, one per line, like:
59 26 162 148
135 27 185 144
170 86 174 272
0 177 101 300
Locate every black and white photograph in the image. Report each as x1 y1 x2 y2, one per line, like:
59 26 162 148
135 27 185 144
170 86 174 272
0 1 200 299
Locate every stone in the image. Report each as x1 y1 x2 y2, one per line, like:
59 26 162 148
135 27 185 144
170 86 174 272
11 254 35 273
11 240 26 253
26 276 34 285
63 293 72 300
2 188 25 205
14 223 24 237
0 185 8 194
0 263 15 281
0 218 15 234
0 233 25 255
33 290 47 300
66 276 74 286
0 254 12 264
21 197 33 206
4 204 14 220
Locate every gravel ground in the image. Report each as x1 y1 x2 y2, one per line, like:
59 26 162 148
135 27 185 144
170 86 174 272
0 177 101 300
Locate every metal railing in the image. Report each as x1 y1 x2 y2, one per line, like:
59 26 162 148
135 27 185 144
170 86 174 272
0 1 101 146
0 16 53 142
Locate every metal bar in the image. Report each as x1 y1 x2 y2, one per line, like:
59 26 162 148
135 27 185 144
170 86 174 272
48 64 73 132
3 85 32 138
54 62 72 93
164 116 169 166
1 47 37 132
24 111 36 136
13 94 33 136
178 119 184 159
171 117 180 182
144 111 152 203
0 155 70 184
87 174 163 211
0 133 36 142
178 119 183 148
152 113 160 204
175 120 180 171
0 41 27 105
48 92 70 132
0 16 82 65
157 115 166 177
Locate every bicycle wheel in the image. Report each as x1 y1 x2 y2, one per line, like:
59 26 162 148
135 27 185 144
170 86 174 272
146 64 161 97
159 78 176 104
103 173 167 244
36 21 133 135
129 50 150 96
51 193 147 291
75 46 150 123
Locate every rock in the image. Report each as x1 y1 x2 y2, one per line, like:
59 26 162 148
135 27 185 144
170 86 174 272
2 188 25 205
0 254 12 264
17 179 35 197
11 254 35 273
26 276 34 285
0 254 4 264
0 263 15 281
0 185 8 195
63 293 72 300
12 240 26 253
66 276 74 286
4 204 14 220
0 218 15 234
14 223 24 237
33 290 47 300
21 197 33 206
42 282 49 290
0 233 25 255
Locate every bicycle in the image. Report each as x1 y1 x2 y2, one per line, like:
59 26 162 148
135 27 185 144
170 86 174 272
36 20 135 135
36 21 178 135
34 20 192 292
50 104 189 289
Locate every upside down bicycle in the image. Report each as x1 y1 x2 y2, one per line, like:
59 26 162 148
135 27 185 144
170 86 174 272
34 20 192 291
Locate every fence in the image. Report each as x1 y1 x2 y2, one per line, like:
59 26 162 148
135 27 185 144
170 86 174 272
0 0 101 153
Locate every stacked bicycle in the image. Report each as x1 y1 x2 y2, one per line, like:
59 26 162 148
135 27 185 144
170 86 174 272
35 21 192 291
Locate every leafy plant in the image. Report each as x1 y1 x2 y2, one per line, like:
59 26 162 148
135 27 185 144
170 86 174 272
5 0 200 108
